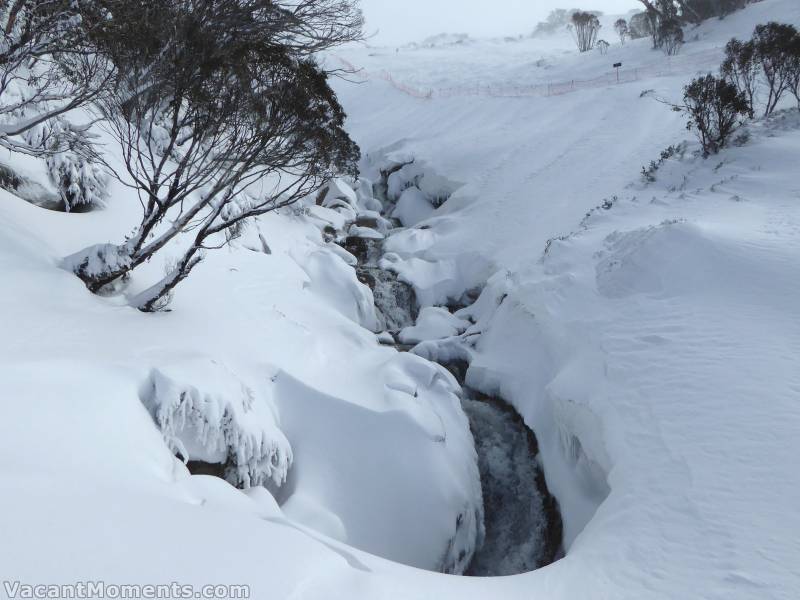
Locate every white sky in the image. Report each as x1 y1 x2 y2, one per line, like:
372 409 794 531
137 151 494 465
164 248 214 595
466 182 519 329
360 1 642 45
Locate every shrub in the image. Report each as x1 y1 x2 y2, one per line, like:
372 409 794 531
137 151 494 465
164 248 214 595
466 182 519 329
679 75 750 156
641 144 685 182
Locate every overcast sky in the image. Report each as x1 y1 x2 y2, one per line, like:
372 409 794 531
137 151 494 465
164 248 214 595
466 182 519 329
359 1 641 46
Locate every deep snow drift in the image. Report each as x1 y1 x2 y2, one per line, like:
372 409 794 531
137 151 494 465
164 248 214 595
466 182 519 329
2 1 800 599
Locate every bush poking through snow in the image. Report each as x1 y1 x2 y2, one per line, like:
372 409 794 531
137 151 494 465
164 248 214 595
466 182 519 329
641 144 686 182
678 75 750 156
139 361 293 490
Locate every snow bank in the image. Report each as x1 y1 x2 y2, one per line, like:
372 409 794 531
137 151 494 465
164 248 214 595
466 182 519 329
274 357 483 574
2 2 800 598
399 306 470 344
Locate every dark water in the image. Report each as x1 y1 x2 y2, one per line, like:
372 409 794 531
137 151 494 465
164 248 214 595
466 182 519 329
462 392 562 576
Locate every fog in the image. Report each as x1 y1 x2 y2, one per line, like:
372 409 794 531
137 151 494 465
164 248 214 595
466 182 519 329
359 0 641 45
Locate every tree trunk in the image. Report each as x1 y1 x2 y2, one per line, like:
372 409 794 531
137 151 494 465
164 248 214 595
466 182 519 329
136 246 204 312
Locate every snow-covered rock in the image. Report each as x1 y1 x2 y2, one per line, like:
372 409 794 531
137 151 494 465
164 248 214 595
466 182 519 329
399 306 470 344
391 186 436 226
293 246 379 331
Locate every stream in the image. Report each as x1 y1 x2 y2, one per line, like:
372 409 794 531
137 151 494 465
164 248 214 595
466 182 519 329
338 172 563 576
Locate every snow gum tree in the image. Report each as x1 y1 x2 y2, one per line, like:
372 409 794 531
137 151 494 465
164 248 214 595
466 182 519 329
570 11 601 53
753 22 799 116
66 0 363 311
636 0 752 26
0 0 108 156
614 18 629 45
660 19 684 55
721 38 760 117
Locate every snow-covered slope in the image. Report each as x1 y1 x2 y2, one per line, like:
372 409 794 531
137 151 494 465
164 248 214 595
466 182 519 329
2 1 800 599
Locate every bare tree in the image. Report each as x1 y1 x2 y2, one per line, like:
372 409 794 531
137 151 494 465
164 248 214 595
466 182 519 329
67 0 362 311
0 0 108 156
597 39 610 55
570 11 601 53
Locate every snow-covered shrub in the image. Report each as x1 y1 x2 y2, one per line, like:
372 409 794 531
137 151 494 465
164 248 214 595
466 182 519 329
139 360 293 490
25 117 108 212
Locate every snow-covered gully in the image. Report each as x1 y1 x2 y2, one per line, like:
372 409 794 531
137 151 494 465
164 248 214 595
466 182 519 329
339 166 563 576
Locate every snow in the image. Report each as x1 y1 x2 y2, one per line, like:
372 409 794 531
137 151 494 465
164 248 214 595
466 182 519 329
2 1 800 598
392 186 436 226
398 306 470 344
